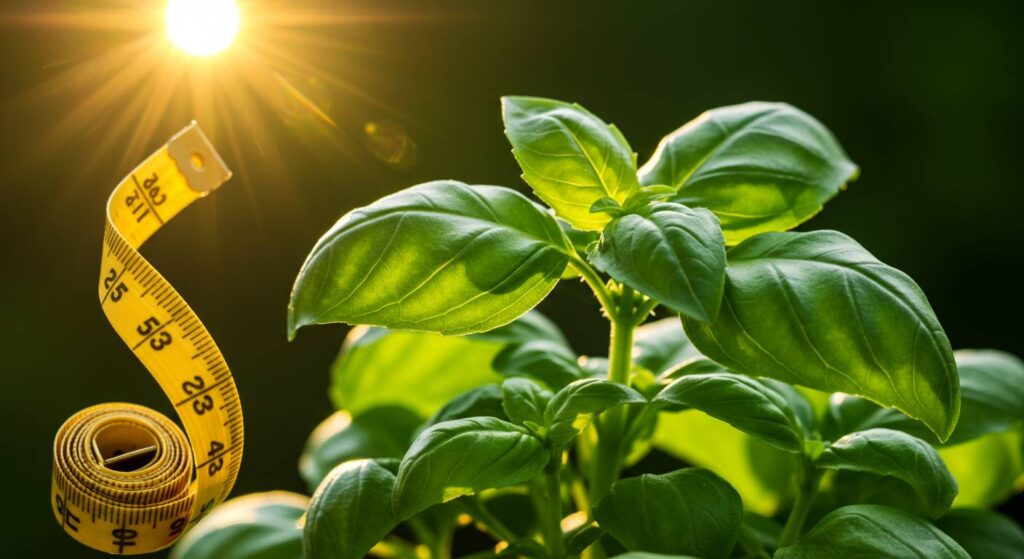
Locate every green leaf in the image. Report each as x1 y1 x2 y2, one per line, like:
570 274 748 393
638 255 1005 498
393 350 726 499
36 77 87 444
594 468 742 558
940 431 1023 508
422 384 508 429
933 509 1024 559
774 504 969 559
304 460 398 559
610 555 700 559
653 410 798 516
633 318 702 375
299 407 421 491
472 309 569 347
654 373 807 452
392 417 549 519
817 428 957 518
824 349 1024 446
171 492 307 559
501 378 552 427
683 230 960 441
589 202 726 321
494 339 584 388
948 349 1024 443
329 326 503 418
289 180 570 336
545 378 647 448
502 96 640 231
638 102 858 245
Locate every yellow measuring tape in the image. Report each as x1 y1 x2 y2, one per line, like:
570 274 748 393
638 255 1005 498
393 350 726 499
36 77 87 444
51 123 244 555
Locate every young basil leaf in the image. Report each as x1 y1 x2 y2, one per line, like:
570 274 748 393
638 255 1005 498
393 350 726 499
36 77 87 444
593 468 742 558
304 460 398 559
633 318 702 375
589 202 726 322
493 339 585 389
682 230 960 441
654 373 807 453
774 504 969 559
501 378 552 427
392 417 549 519
565 523 605 555
816 428 957 518
933 508 1024 559
545 378 647 448
289 180 571 337
329 326 503 418
502 96 640 231
299 407 421 491
591 196 626 217
939 431 1023 508
653 409 798 516
170 492 307 559
422 384 508 429
638 102 858 245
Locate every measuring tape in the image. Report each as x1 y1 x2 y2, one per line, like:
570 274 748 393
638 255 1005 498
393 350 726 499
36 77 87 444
51 123 244 555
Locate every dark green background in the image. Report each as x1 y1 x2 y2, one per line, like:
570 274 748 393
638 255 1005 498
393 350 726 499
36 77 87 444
1 1 1021 556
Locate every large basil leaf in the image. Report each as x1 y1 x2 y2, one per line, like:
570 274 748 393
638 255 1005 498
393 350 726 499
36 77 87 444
633 318 702 375
594 468 742 558
502 96 639 231
329 326 502 417
289 180 570 336
299 407 421 491
683 230 960 441
653 410 797 516
501 378 551 427
638 102 858 245
775 504 969 559
654 373 807 453
545 378 647 448
304 460 398 559
422 384 508 429
940 430 1023 508
824 349 1024 446
494 339 584 389
933 509 1024 559
171 492 307 559
392 417 549 519
817 428 957 518
590 202 726 321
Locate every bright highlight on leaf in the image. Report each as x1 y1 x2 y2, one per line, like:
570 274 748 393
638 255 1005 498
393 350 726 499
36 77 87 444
165 0 241 57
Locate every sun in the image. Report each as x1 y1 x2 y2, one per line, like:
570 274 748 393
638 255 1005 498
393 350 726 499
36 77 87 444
165 0 241 57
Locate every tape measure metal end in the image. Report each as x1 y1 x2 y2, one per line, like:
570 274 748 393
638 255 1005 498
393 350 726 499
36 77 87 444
168 121 233 195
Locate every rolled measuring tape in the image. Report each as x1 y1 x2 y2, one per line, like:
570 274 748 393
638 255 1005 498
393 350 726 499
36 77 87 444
51 123 244 555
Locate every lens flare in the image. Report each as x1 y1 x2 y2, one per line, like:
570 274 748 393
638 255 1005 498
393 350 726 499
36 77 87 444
165 0 241 57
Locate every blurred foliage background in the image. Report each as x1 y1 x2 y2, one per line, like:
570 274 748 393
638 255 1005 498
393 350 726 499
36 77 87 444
1 0 1021 556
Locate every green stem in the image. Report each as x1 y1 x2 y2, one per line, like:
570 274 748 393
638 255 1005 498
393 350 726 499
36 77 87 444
456 496 518 544
570 254 617 319
542 459 566 558
589 286 636 504
632 296 659 326
778 461 823 547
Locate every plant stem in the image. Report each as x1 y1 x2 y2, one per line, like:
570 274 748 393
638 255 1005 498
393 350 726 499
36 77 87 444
570 254 617 319
456 496 518 544
589 286 636 504
778 460 823 547
632 296 659 326
542 459 566 558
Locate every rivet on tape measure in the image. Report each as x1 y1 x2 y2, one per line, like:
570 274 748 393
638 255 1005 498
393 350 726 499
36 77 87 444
51 123 244 555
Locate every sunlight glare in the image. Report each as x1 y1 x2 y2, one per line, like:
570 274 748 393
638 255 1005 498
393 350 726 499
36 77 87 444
166 0 241 57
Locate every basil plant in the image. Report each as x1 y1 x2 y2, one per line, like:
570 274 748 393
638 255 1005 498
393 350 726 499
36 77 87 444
173 98 1024 559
